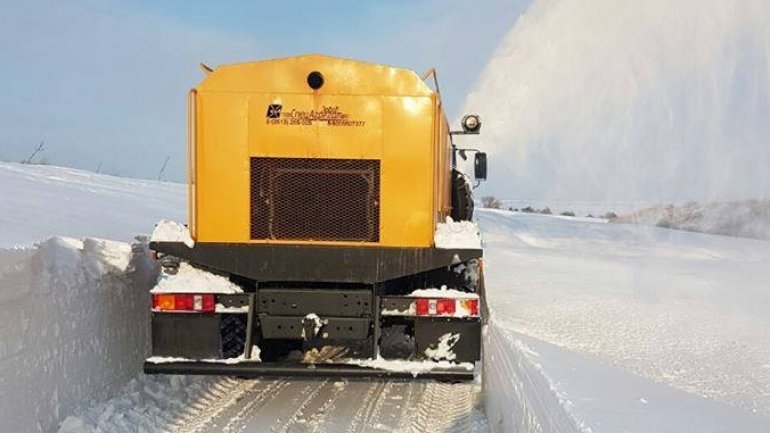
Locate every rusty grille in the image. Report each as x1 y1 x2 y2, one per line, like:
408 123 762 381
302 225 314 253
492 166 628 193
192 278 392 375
250 158 380 242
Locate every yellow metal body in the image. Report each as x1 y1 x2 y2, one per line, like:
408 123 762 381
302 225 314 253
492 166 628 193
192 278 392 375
188 54 452 248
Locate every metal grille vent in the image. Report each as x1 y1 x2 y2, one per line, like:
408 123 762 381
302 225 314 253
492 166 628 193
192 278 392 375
250 158 380 242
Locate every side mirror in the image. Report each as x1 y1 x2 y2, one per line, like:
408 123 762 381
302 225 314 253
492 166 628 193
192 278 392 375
474 152 487 180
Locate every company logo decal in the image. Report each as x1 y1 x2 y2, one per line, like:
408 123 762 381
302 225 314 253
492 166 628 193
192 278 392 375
265 105 365 127
266 104 283 119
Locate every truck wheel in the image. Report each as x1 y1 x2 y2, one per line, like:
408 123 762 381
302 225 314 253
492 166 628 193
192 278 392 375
379 324 416 360
220 315 247 359
450 169 474 221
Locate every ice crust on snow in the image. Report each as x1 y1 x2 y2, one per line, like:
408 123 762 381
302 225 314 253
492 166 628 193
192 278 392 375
150 262 243 294
434 216 482 249
150 219 195 248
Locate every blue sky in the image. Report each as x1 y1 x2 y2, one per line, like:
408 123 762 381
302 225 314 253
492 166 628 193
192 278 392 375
0 0 526 181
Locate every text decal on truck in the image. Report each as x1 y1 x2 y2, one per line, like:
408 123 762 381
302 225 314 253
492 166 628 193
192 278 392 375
265 104 366 127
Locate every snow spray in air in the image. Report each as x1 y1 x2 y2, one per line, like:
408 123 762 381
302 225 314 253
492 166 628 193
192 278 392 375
463 0 770 202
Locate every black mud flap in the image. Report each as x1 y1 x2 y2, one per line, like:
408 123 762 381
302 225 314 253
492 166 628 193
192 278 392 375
415 318 481 363
143 360 475 381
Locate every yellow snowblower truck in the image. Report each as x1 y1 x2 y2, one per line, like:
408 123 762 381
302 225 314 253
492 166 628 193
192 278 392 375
145 54 488 380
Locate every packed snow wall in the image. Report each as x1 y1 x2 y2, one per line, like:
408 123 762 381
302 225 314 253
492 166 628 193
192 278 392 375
0 237 157 433
484 319 582 433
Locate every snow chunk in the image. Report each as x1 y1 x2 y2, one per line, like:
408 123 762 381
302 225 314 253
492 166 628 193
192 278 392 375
151 219 194 248
82 238 133 276
408 285 479 299
425 333 460 361
150 262 243 294
146 349 262 364
302 313 327 338
347 356 473 377
435 216 482 249
215 303 249 314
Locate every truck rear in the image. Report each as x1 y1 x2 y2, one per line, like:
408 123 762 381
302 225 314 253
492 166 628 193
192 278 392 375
145 54 488 380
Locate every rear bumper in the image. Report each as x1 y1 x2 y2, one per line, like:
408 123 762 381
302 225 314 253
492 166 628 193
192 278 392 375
149 241 482 284
143 360 475 381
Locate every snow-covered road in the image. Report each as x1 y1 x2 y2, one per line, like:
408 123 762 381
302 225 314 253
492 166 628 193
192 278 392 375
178 379 485 433
59 374 487 433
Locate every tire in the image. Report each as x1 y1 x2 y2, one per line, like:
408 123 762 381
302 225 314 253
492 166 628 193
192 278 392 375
379 324 416 360
451 169 474 221
220 315 247 358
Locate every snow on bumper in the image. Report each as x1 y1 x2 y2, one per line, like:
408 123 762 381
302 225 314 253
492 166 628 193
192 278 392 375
144 359 476 380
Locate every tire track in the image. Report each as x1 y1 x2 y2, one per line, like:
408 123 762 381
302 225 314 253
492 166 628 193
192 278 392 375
345 381 389 433
171 378 262 433
410 383 482 433
169 377 487 433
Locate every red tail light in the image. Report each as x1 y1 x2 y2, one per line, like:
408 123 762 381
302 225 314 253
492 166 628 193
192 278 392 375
459 298 479 316
416 298 430 316
152 294 215 313
436 299 456 315
414 297 479 317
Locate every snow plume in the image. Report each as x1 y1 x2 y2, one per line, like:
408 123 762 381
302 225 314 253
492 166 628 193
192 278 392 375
615 200 770 241
463 0 770 202
0 237 157 433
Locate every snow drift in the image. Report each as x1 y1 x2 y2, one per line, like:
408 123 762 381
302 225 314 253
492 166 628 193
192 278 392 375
0 237 157 433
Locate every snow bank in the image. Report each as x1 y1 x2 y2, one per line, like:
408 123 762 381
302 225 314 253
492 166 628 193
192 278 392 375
150 262 242 294
484 321 580 433
150 219 194 248
478 209 770 431
485 321 770 433
0 237 157 433
435 217 482 249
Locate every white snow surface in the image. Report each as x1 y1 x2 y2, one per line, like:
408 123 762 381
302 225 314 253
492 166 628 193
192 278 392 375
347 356 474 377
478 208 770 431
1 163 488 433
5 161 770 432
150 219 194 247
409 286 479 299
0 162 185 248
435 216 482 249
150 262 243 294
